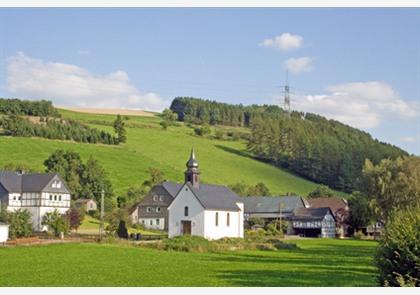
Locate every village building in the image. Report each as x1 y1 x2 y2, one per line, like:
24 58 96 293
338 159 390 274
242 196 309 227
290 207 336 238
307 197 349 237
168 149 244 240
132 181 182 230
0 171 71 231
75 199 97 212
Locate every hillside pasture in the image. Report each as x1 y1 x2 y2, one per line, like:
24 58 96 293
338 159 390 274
0 109 338 196
0 239 378 287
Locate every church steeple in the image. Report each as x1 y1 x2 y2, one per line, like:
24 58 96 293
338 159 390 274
185 148 200 188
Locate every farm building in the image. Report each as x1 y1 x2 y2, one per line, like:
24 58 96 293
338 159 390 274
242 196 309 226
75 199 97 212
168 149 244 240
0 222 8 244
307 197 349 237
291 207 337 238
0 171 71 231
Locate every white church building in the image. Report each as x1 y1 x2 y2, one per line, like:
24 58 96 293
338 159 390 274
168 149 244 240
0 171 71 231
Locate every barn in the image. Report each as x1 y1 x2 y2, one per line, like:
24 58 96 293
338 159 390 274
291 207 336 238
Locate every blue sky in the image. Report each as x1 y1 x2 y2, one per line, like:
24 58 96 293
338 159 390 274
0 8 419 154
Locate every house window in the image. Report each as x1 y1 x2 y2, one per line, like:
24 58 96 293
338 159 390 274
141 220 145 224
159 196 163 201
90 203 93 209
156 207 161 213
184 206 189 217
49 195 53 201
146 207 151 213
153 195 158 201
59 196 62 201
150 220 153 225
156 219 160 225
215 212 219 226
54 195 57 201
227 213 230 227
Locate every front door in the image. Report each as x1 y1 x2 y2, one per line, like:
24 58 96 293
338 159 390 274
181 220 191 235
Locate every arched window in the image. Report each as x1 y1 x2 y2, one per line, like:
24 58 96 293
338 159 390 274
184 206 189 217
227 213 230 227
215 212 219 226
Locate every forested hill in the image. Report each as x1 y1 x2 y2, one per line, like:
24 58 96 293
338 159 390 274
170 97 408 192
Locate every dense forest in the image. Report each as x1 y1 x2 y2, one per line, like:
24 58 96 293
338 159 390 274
170 97 408 192
0 98 60 117
0 115 118 145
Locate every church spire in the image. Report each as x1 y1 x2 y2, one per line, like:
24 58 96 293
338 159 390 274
185 147 200 188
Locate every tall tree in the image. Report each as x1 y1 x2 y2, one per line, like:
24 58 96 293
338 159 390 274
113 114 127 143
360 156 420 222
44 150 84 199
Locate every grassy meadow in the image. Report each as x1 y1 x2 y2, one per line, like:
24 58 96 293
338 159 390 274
0 109 340 196
0 239 378 287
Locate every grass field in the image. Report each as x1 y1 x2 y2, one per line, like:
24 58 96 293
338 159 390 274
0 109 344 197
0 239 378 286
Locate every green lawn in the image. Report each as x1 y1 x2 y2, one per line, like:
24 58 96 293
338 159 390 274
0 109 345 197
0 239 378 286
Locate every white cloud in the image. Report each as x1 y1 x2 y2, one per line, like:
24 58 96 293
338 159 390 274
284 57 313 73
6 52 166 111
259 33 303 51
401 136 416 143
274 81 418 129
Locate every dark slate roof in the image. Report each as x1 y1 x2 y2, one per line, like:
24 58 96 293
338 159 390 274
161 181 183 198
0 171 66 193
21 173 57 192
0 171 21 192
292 207 336 222
188 183 242 211
242 196 306 214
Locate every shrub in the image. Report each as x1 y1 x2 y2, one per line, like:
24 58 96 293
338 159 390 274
353 230 366 240
160 235 213 252
376 208 420 286
214 129 224 140
42 209 69 237
2 209 33 239
194 125 211 137
117 220 129 239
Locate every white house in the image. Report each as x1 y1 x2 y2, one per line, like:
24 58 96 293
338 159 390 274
0 171 71 231
168 149 244 240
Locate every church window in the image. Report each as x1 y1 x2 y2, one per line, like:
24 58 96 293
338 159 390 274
153 195 158 201
156 219 160 225
184 206 189 217
150 220 153 225
227 213 230 227
156 207 161 213
159 196 163 201
215 212 219 226
146 207 151 213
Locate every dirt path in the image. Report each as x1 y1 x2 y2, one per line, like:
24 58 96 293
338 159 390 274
58 106 156 117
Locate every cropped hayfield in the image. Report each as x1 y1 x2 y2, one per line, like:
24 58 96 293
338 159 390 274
0 239 378 286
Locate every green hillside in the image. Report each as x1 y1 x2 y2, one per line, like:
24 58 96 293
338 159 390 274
0 109 342 197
